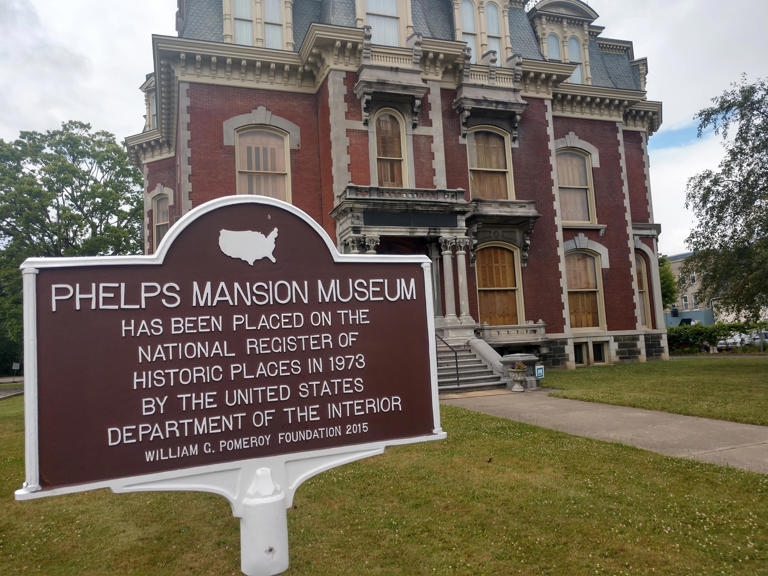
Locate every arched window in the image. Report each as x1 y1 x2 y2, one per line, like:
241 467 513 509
566 251 604 329
568 36 582 83
467 128 512 200
236 128 290 200
153 194 170 251
461 0 477 63
556 150 595 224
375 110 405 187
367 0 400 46
636 254 651 328
476 245 523 326
547 33 560 60
486 2 501 66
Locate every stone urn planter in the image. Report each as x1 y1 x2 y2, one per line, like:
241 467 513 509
508 362 527 392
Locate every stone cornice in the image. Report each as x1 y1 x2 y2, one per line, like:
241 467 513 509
597 36 634 59
550 84 661 134
520 59 575 96
125 128 174 165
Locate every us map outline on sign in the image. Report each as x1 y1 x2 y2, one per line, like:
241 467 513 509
218 227 279 265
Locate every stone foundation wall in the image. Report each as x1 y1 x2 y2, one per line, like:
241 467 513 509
539 339 569 368
615 335 641 362
645 333 665 360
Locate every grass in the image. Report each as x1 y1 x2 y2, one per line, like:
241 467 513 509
1 396 766 575
544 357 768 426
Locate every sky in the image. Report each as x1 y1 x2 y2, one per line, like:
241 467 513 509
1 0 767 256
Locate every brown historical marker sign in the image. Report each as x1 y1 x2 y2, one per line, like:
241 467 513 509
17 196 444 575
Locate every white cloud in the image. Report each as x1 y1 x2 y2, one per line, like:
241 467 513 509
649 134 725 256
0 0 177 142
588 0 768 130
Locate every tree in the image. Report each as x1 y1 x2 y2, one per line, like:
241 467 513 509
658 256 678 310
683 76 768 321
0 121 143 351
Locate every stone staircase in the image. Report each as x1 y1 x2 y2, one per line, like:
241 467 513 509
436 344 506 391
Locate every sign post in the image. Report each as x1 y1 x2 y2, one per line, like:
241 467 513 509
16 196 445 575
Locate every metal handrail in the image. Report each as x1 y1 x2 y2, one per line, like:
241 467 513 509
436 334 460 388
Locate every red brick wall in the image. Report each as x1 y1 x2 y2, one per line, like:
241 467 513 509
344 72 362 122
555 117 636 331
185 83 323 224
413 134 435 188
441 88 469 198
514 98 565 333
347 129 370 185
623 130 651 223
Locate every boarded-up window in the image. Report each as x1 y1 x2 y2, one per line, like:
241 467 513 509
376 112 404 187
237 129 289 200
557 151 592 222
476 246 519 325
468 130 510 200
566 252 601 329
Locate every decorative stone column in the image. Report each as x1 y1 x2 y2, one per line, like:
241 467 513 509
455 237 473 323
440 236 457 322
429 242 443 318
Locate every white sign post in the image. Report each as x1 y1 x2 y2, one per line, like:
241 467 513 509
16 196 446 575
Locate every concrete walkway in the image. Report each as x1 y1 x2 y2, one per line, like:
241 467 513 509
442 389 768 474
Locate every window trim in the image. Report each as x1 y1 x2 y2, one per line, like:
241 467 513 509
235 126 292 201
456 0 509 66
152 194 170 252
556 148 597 225
546 32 561 60
466 126 514 201
475 242 526 327
567 35 583 83
635 253 652 329
358 0 409 47
225 0 293 50
566 250 606 331
372 107 409 188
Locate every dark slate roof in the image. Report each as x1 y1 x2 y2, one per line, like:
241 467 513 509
294 0 323 49
179 0 222 42
323 0 357 28
412 0 454 40
587 39 640 90
508 5 543 60
601 51 639 90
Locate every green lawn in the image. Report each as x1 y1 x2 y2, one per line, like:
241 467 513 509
1 396 766 575
544 357 768 426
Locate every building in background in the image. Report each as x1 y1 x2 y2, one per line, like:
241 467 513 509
126 0 668 372
664 252 715 327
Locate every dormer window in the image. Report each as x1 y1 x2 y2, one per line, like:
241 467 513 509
486 3 502 66
547 33 560 60
461 0 477 64
234 0 254 45
367 0 399 46
264 0 283 49
568 36 582 83
228 0 292 50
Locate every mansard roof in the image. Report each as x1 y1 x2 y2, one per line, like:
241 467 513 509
171 0 645 92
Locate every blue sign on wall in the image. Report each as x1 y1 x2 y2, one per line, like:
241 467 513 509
536 365 544 379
